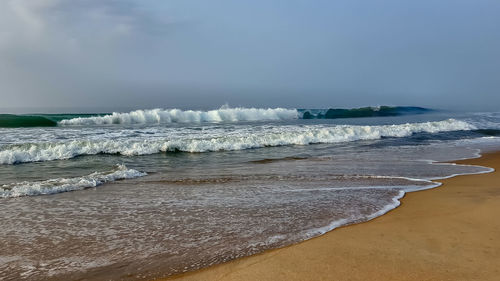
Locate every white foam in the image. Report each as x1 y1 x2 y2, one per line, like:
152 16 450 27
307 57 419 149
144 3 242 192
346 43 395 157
59 107 299 125
0 164 146 198
0 119 475 164
302 190 406 239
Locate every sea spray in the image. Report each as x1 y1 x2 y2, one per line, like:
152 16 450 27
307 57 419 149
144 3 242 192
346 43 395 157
0 119 475 164
0 106 435 128
59 107 299 125
1 109 498 281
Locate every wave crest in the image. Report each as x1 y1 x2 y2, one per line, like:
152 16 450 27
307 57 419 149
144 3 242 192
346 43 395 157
0 119 475 165
59 107 299 125
300 106 430 119
0 114 58 128
0 164 146 198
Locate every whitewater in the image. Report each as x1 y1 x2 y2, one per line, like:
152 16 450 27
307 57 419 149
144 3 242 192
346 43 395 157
0 119 474 164
2 106 500 281
0 164 146 198
0 106 434 128
58 107 299 125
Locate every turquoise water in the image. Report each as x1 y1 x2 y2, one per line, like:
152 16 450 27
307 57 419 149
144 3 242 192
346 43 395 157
0 107 499 280
0 106 428 128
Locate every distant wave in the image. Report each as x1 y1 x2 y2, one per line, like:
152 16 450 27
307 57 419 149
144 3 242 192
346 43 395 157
0 119 474 164
0 114 58 127
0 114 105 128
474 129 500 136
0 164 146 198
0 106 434 128
299 106 431 119
59 107 299 126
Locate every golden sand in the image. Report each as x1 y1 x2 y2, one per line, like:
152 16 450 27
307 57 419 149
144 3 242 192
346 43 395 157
160 152 500 281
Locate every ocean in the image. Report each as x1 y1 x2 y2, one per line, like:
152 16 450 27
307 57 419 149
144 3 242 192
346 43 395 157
1 106 500 280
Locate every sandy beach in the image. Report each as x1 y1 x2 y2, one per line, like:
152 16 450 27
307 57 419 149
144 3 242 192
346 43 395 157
161 151 500 281
2 2 500 280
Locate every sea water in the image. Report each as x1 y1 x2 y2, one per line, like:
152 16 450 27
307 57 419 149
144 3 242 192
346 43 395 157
1 107 499 280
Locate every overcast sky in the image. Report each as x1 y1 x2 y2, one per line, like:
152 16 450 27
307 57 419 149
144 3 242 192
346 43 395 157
1 0 499 113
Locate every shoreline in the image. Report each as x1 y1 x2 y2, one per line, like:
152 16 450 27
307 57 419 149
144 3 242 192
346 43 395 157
158 151 500 281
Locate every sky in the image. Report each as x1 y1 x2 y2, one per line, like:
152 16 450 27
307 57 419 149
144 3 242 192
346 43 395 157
1 0 499 113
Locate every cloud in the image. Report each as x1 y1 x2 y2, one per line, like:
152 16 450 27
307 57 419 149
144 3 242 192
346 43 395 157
0 0 178 109
0 0 169 56
0 1 499 112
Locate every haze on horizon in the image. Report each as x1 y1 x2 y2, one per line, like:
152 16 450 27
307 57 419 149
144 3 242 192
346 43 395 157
1 0 499 113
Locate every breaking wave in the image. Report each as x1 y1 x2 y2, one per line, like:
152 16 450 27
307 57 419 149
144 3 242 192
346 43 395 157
0 119 475 164
0 164 146 198
0 114 58 127
0 114 104 128
0 106 435 128
59 107 299 126
299 106 431 119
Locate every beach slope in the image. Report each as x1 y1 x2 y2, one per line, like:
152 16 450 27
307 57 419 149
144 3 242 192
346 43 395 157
163 152 500 281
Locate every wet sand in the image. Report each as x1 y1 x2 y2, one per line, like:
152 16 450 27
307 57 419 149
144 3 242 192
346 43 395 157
160 151 500 281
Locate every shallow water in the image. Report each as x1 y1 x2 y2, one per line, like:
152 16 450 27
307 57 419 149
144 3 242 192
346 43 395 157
1 109 500 280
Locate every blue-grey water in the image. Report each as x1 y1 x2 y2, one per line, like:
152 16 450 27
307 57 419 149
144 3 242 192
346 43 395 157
1 108 499 280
